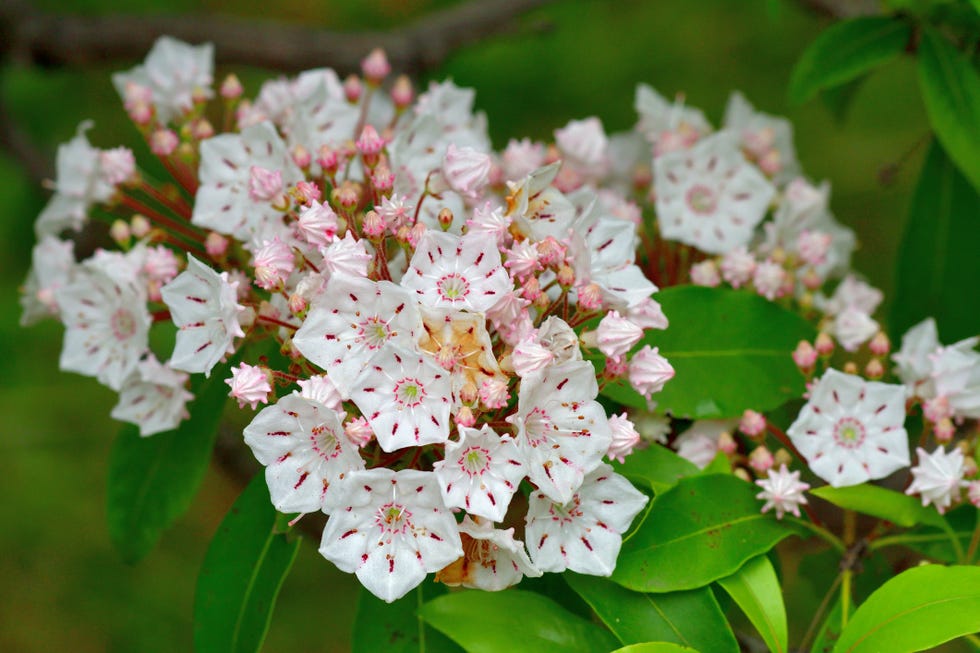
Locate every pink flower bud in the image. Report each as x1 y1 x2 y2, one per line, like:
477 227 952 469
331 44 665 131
556 264 576 288
343 74 362 103
753 259 786 301
801 268 823 291
793 340 818 372
815 332 835 357
317 145 339 173
690 260 721 287
577 282 604 310
869 331 891 357
248 165 283 203
628 345 674 399
150 129 179 156
292 145 312 170
537 237 566 268
226 363 272 410
362 210 386 238
743 127 775 159
924 396 952 424
511 338 553 377
144 246 179 284
437 207 454 231
934 417 956 443
391 75 414 109
968 481 980 508
335 183 360 210
205 231 229 258
100 147 136 186
604 355 628 379
454 406 477 429
110 219 131 245
555 116 608 170
595 310 643 359
478 378 510 409
797 229 832 267
607 413 641 464
220 73 243 99
252 237 294 290
720 247 756 289
520 276 542 303
442 144 491 199
627 297 669 330
356 125 385 158
749 445 774 473
288 292 307 315
717 431 738 455
297 201 339 247
130 214 151 238
371 164 394 193
864 358 885 380
345 416 374 448
293 180 321 206
758 149 782 177
361 48 391 84
739 409 767 437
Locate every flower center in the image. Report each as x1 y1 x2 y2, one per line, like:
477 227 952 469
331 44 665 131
393 377 426 408
458 446 491 476
523 407 552 447
357 315 391 350
375 502 412 535
310 424 341 460
110 308 138 341
437 273 470 302
832 417 867 449
685 184 717 215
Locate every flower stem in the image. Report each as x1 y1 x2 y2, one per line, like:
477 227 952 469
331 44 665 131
840 509 856 631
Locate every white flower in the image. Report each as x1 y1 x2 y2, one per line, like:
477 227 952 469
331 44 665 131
654 131 775 254
296 374 343 412
401 231 511 313
56 259 150 391
292 274 422 397
820 275 883 317
320 232 373 278
892 318 941 398
507 360 612 504
906 447 969 514
831 308 879 352
607 413 641 464
555 117 608 172
349 346 453 452
723 91 800 183
433 425 525 522
594 311 643 359
505 163 577 241
112 36 214 123
110 356 193 436
755 465 810 519
720 246 756 289
319 468 463 603
160 255 245 377
674 420 735 468
243 393 364 514
35 122 115 237
226 363 272 410
525 464 648 575
787 369 910 487
501 137 545 181
634 84 710 146
442 144 492 199
20 236 75 326
628 345 674 400
436 516 541 591
931 342 980 419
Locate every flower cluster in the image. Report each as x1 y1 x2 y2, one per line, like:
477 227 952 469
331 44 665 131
21 38 668 602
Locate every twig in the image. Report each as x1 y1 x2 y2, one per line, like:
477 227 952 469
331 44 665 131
795 0 881 18
1 0 554 75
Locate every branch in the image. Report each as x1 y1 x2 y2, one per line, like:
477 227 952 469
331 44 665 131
795 0 881 19
1 0 554 75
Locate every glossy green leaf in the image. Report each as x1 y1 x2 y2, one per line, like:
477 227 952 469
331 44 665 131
107 360 232 562
566 573 737 653
833 565 980 653
890 138 980 343
612 474 797 592
820 74 869 123
612 644 700 653
418 590 619 653
604 286 813 419
788 16 911 104
193 474 300 653
612 444 698 494
353 579 461 653
810 484 947 529
716 556 787 653
918 28 980 194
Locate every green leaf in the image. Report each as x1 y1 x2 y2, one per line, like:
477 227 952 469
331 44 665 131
418 590 619 653
788 16 911 104
890 138 980 343
611 286 813 419
193 474 300 653
353 579 462 653
716 556 788 653
918 27 980 193
611 644 700 653
107 361 232 562
832 565 980 653
612 444 698 494
820 74 869 123
810 484 947 529
612 474 797 592
565 573 738 653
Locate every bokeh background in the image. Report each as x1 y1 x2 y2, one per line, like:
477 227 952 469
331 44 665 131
2 0 929 650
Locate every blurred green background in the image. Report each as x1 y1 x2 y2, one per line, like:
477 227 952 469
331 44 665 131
2 0 929 651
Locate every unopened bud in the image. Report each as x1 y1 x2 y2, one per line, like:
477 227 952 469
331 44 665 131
191 86 209 105
361 48 391 84
110 219 131 245
843 361 858 375
220 73 243 99
864 358 885 380
793 340 817 372
815 332 834 357
391 75 414 109
733 467 752 482
192 119 214 140
438 207 454 231
801 268 823 291
292 145 311 169
363 210 386 239
317 145 339 174
205 231 229 258
934 418 955 443
334 182 360 210
869 331 891 357
739 410 767 438
130 214 151 238
773 448 792 468
717 431 737 455
749 445 774 472
288 293 307 316
344 74 363 103
371 164 394 193
150 129 179 156
556 264 575 288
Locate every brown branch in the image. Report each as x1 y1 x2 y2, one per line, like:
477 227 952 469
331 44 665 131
1 0 554 76
795 0 881 19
